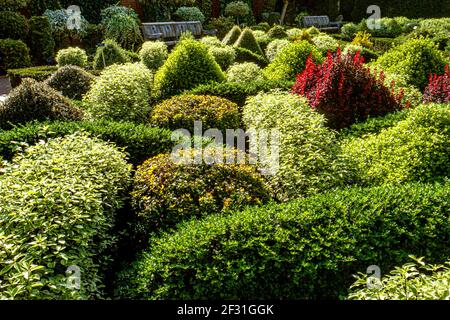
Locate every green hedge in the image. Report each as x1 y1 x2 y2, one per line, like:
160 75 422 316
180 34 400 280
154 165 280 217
342 103 450 185
115 181 450 299
0 133 131 299
0 120 174 166
189 79 294 107
27 16 55 65
7 65 58 88
0 11 28 41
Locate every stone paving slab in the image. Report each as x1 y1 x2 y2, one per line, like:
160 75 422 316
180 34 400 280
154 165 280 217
0 76 12 95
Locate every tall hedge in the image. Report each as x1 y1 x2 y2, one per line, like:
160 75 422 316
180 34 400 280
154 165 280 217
27 16 55 65
116 181 450 299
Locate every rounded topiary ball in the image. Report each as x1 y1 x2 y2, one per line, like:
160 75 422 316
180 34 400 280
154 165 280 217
130 146 272 233
139 41 168 71
149 94 241 133
46 65 94 100
83 63 153 122
55 47 88 67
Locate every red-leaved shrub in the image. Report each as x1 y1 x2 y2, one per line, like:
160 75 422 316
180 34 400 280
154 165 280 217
292 50 405 129
423 65 449 104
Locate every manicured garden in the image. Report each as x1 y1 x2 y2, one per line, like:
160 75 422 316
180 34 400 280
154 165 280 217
0 0 449 300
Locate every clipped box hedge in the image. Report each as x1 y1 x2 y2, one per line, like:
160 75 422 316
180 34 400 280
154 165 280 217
0 120 174 166
0 133 131 299
115 181 450 299
7 65 58 88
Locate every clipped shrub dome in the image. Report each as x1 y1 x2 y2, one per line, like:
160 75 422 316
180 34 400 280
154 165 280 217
45 65 94 100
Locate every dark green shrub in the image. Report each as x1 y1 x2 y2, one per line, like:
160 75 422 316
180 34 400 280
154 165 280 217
130 147 272 234
84 63 153 122
0 11 28 41
375 38 448 89
203 17 231 40
0 133 131 299
92 39 131 70
173 6 205 23
27 16 55 65
45 65 94 100
234 47 268 67
251 22 271 32
222 25 242 46
264 41 323 81
243 91 348 200
189 79 294 107
7 65 57 88
0 39 31 73
371 37 396 53
150 94 241 133
233 28 264 57
342 103 450 185
0 120 174 166
338 109 411 140
0 78 84 130
153 39 225 99
267 25 287 39
55 47 88 67
81 23 104 55
205 16 234 40
116 181 450 299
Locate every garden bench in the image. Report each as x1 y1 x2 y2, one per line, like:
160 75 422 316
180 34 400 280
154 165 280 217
141 21 217 46
301 15 342 32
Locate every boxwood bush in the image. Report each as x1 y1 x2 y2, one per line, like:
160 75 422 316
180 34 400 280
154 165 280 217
234 47 268 67
83 63 153 122
0 39 32 73
0 133 131 299
27 16 55 65
55 47 88 67
138 41 168 71
208 45 236 70
45 65 94 100
0 11 28 41
7 65 58 88
342 103 450 186
93 39 131 70
265 39 290 62
222 25 241 46
189 79 294 107
0 79 84 130
116 181 450 299
233 28 265 57
374 38 448 89
0 120 174 166
149 94 241 134
226 62 264 83
243 91 348 201
130 147 272 234
264 41 323 81
153 39 225 99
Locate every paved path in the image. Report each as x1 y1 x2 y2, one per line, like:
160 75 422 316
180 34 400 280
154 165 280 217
0 76 12 102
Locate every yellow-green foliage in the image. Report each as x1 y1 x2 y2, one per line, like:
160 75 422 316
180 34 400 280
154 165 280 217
351 31 373 49
226 62 264 83
243 91 349 201
374 38 447 89
342 103 450 185
0 133 131 299
222 25 241 46
149 94 241 133
264 41 323 81
138 41 168 71
348 257 450 300
83 63 153 122
233 28 265 57
130 147 272 232
55 47 88 67
153 39 225 99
